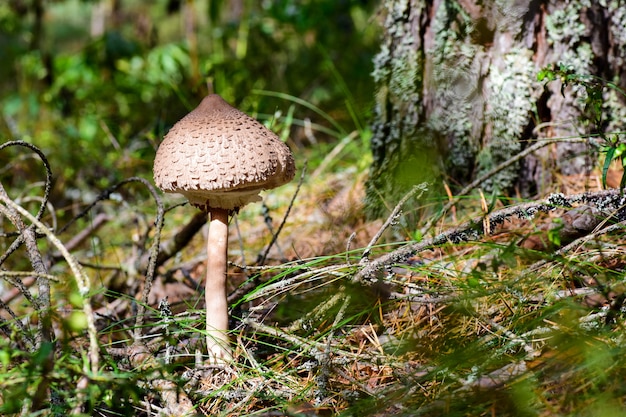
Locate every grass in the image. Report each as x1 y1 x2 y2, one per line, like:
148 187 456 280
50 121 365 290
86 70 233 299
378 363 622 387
1 123 626 416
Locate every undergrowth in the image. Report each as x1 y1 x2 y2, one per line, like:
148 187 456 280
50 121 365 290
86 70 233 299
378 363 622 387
1 88 626 416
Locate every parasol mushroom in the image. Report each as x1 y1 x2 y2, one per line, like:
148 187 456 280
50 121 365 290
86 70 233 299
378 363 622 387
153 94 295 362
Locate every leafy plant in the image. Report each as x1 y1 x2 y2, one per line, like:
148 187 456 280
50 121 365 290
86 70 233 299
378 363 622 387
538 63 626 189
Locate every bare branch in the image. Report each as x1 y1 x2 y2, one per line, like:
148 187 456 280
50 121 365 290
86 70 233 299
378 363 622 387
353 188 626 284
419 137 590 235
259 164 307 265
0 192 100 412
361 183 428 263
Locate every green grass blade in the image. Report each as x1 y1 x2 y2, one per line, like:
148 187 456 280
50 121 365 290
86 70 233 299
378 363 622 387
602 146 616 189
252 90 348 136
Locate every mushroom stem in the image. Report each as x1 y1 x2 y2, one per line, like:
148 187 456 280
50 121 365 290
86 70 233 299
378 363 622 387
205 207 232 362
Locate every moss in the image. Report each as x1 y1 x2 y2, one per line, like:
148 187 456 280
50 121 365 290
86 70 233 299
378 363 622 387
426 2 537 191
370 0 426 143
603 0 626 133
605 0 626 53
366 0 429 218
604 88 626 134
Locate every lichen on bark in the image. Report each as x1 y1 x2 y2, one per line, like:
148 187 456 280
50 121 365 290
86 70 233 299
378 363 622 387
366 0 431 218
477 48 536 191
426 1 481 183
366 0 626 219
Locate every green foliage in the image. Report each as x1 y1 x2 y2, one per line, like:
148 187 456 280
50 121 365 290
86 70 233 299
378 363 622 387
0 0 379 197
0 316 145 416
3 132 626 416
538 64 626 189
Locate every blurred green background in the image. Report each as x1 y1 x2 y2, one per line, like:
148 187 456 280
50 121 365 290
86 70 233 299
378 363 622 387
0 0 380 199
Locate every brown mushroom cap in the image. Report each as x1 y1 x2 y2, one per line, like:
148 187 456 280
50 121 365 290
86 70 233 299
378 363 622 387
153 94 296 211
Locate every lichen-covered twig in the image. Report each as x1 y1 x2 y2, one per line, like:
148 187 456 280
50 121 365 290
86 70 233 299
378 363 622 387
420 137 590 235
361 183 428 263
0 142 53 347
0 195 98 361
245 318 361 361
148 210 206 268
49 213 110 261
0 193 100 413
0 141 52 222
353 188 625 285
126 177 165 341
518 218 626 284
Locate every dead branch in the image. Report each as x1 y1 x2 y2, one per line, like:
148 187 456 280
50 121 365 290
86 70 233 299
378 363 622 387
258 164 306 265
151 210 207 268
0 143 53 345
361 183 428 263
0 141 52 223
50 212 111 261
126 177 164 341
419 137 590 235
518 218 626 284
353 189 626 284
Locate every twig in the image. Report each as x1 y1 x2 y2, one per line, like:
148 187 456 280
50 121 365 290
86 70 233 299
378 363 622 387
0 142 53 312
461 361 529 390
0 141 54 413
311 131 357 178
0 298 36 351
556 219 625 254
0 184 51 349
50 213 110 261
346 232 357 262
0 146 52 346
0 194 100 383
361 183 427 263
128 177 165 341
485 319 538 358
245 318 361 361
55 177 152 235
286 288 346 332
260 204 287 261
230 166 307 305
138 210 206 271
387 291 454 304
258 164 307 265
149 379 195 416
518 218 626 282
0 272 42 310
0 140 52 222
419 137 590 235
240 263 351 304
317 289 351 399
353 188 625 284
233 215 247 268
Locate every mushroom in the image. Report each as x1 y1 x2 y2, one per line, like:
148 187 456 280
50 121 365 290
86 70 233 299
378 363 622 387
153 94 295 362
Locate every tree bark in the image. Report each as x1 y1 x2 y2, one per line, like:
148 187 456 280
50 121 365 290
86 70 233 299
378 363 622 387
366 0 626 218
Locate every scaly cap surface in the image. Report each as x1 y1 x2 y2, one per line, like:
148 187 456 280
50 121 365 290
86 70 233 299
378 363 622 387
153 94 296 210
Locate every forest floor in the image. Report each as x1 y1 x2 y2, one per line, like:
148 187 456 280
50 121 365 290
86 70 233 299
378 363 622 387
2 144 626 416
141 161 626 416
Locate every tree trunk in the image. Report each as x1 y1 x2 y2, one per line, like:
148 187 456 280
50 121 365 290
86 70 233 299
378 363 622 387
365 0 626 218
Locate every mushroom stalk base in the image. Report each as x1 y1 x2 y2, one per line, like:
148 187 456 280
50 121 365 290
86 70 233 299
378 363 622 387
205 207 231 362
